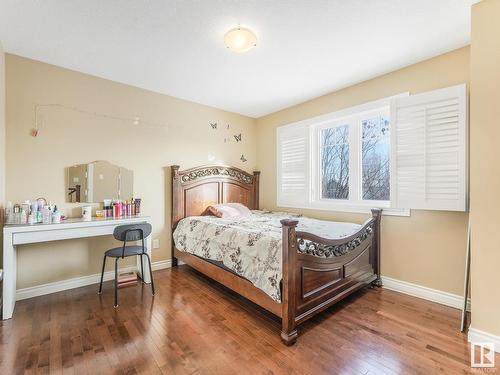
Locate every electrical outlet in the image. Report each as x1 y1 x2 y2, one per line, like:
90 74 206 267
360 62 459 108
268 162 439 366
153 239 160 249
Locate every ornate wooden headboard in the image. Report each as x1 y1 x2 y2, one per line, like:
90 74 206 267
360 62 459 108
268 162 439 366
171 165 260 228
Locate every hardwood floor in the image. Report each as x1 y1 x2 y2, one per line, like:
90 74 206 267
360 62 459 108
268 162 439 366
0 266 497 375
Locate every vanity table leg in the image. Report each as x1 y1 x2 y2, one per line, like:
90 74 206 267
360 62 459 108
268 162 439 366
2 236 16 320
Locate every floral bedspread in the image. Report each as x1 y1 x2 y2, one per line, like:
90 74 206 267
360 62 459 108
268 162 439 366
173 210 361 302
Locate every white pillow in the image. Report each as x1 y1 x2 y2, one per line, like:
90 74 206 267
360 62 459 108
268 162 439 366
207 203 251 218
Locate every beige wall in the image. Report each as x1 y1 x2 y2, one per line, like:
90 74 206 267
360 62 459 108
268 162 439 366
6 54 257 289
0 42 5 267
0 42 5 217
256 47 470 296
470 0 500 337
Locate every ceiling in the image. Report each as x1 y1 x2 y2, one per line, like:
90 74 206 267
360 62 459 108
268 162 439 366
0 0 475 118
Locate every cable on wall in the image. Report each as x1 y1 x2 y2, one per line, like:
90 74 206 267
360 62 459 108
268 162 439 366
32 103 169 137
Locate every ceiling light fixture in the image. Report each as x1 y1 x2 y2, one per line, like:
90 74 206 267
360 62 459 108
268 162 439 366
224 26 257 53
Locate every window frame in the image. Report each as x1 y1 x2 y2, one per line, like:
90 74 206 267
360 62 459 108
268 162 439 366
312 106 394 211
276 93 410 217
317 121 351 202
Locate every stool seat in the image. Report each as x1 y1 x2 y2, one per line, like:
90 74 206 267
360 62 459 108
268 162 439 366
105 245 147 258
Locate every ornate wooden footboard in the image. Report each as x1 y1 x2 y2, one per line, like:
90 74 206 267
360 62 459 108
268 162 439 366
171 165 382 345
280 209 381 345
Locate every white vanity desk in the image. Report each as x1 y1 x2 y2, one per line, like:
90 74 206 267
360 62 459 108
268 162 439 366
2 215 152 320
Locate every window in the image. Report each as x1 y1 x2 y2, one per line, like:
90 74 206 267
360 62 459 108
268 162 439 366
277 84 467 215
320 125 349 200
314 105 391 210
361 115 390 201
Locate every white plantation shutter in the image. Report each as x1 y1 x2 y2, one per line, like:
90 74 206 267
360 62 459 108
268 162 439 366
277 124 310 207
391 84 467 211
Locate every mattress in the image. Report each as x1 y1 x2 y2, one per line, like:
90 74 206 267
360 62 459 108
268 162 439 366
173 210 361 302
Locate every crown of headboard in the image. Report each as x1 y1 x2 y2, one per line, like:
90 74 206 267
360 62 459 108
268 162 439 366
175 165 255 185
171 165 260 228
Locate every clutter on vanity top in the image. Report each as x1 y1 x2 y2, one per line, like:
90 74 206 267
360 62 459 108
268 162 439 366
4 198 62 225
4 197 142 225
98 198 141 219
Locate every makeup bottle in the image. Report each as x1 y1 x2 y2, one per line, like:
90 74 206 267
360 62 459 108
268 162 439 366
52 206 61 224
42 206 52 224
135 198 141 215
113 200 122 218
5 201 13 224
103 199 111 218
30 201 38 221
20 208 27 225
36 209 43 224
22 201 31 217
13 204 21 224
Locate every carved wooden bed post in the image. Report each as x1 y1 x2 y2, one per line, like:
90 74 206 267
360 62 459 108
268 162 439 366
280 218 299 345
253 171 260 209
371 208 382 287
171 165 181 267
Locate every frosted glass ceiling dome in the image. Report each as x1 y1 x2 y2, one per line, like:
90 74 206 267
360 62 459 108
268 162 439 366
224 27 257 53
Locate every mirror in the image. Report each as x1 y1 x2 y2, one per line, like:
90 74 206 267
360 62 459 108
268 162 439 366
67 161 133 203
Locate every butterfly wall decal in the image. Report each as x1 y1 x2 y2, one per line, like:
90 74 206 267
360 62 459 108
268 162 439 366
240 154 247 162
234 133 242 142
210 122 217 129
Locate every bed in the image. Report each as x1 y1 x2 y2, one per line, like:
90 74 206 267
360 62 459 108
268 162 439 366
171 165 382 345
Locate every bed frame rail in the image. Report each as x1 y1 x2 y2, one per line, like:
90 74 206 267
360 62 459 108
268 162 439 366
280 209 382 345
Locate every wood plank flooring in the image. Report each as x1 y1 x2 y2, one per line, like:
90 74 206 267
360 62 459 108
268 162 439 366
0 265 497 374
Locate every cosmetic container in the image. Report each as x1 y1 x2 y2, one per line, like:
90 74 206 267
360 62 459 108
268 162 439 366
113 201 122 218
22 201 31 216
42 206 52 224
20 209 27 225
82 206 92 221
52 206 61 223
13 204 21 224
5 202 13 224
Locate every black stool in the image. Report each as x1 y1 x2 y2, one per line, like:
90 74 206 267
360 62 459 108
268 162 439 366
98 223 155 307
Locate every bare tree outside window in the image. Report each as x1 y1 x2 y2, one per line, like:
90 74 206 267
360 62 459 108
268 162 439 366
362 116 390 200
321 125 349 199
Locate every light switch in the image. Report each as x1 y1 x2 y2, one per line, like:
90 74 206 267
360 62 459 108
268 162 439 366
153 239 160 249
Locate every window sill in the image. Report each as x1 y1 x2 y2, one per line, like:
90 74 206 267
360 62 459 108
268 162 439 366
277 201 411 217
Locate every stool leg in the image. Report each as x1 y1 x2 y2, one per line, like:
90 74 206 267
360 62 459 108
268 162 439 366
114 258 119 308
140 254 144 283
144 253 155 295
98 255 107 294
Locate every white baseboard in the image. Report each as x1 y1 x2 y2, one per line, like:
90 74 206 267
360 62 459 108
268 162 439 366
16 259 173 301
468 327 500 353
381 276 471 311
151 259 172 271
